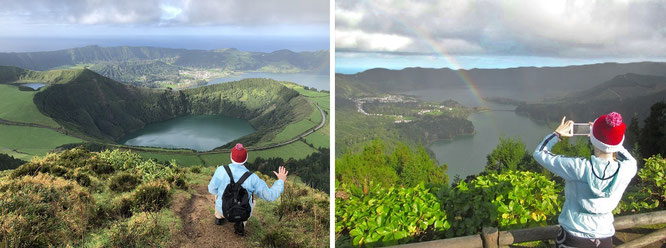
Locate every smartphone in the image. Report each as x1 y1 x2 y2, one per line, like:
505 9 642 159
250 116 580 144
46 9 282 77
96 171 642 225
570 123 591 136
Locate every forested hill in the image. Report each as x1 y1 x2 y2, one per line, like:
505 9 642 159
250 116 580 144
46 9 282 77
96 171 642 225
516 73 666 123
0 45 329 73
0 66 309 144
0 66 83 84
337 62 666 101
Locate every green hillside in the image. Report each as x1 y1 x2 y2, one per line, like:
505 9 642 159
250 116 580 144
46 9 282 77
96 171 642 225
0 45 329 73
23 68 307 145
335 74 473 155
0 84 59 127
516 73 666 123
89 61 183 87
0 66 83 84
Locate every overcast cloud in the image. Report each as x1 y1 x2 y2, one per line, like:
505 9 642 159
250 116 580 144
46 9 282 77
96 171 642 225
0 0 328 27
336 0 666 58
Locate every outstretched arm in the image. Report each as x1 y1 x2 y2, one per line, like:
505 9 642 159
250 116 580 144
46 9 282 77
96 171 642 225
532 117 586 181
253 166 289 202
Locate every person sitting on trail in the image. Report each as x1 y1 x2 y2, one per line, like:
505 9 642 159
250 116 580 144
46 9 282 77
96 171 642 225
208 143 288 236
533 113 637 248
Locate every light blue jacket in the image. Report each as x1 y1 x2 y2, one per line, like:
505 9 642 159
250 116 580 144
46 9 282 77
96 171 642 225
208 163 285 215
533 133 636 238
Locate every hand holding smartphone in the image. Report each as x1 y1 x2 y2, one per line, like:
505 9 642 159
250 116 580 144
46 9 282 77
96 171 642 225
569 123 591 136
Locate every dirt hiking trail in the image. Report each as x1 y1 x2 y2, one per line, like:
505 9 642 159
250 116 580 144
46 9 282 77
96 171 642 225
172 183 247 248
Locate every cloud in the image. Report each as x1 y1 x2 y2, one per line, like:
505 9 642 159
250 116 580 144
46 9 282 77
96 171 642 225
336 0 666 58
336 29 413 52
0 0 329 26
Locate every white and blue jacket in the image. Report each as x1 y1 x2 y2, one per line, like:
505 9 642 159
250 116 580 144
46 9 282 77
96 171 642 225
208 163 285 215
533 133 637 238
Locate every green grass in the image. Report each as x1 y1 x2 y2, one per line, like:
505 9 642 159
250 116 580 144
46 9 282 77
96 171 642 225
0 147 31 161
0 84 60 127
135 152 205 167
245 175 329 247
271 100 322 143
310 96 329 110
199 141 316 167
305 120 329 149
273 118 317 143
251 141 316 161
292 86 329 98
0 125 81 160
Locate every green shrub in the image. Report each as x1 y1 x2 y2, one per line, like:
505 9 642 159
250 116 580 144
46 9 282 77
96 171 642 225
614 155 666 214
106 212 170 248
640 155 666 200
190 166 202 174
0 174 96 247
336 182 449 247
88 160 115 174
263 229 305 248
10 147 112 182
98 149 143 171
132 180 172 212
445 171 563 237
74 171 92 187
166 172 188 190
111 195 134 219
109 173 140 192
336 140 447 189
135 159 176 182
0 153 25 171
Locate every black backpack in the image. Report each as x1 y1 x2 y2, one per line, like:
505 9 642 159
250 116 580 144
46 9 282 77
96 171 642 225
221 165 253 222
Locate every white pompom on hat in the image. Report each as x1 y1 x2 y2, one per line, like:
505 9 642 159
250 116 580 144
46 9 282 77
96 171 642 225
590 112 626 153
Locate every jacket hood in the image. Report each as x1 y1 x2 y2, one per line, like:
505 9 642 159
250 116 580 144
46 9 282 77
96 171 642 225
586 156 621 198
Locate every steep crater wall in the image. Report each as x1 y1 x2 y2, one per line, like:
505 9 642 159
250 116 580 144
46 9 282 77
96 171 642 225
32 69 309 147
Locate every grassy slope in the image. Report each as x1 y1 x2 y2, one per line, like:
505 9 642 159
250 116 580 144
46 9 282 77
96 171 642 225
272 104 320 143
0 125 81 160
306 121 330 149
0 84 60 127
189 166 329 248
275 84 330 147
296 87 331 149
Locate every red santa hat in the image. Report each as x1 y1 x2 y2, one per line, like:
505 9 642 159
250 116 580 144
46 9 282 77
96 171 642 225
590 112 626 153
230 143 248 164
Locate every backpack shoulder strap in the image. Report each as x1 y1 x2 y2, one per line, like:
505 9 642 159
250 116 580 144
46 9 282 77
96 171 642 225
236 171 253 186
223 165 235 184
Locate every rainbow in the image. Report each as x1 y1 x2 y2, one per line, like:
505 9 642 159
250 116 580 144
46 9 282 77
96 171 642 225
362 1 487 107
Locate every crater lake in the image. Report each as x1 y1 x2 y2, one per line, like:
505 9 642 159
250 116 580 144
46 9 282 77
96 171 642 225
119 115 255 151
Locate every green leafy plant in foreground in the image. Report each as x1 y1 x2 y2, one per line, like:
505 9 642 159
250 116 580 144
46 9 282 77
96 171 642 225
614 155 666 214
445 171 563 237
336 182 449 247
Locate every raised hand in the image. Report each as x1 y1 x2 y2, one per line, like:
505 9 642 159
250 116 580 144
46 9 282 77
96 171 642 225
273 166 289 182
555 116 574 138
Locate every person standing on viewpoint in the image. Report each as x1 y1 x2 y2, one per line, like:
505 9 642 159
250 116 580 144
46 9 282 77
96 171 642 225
208 143 289 236
533 112 637 248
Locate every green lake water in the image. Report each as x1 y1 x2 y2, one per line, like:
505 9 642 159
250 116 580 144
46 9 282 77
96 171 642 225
403 88 556 179
429 102 554 179
119 115 255 151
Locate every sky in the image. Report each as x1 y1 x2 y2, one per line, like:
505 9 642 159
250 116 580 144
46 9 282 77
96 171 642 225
336 0 666 73
0 0 330 52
